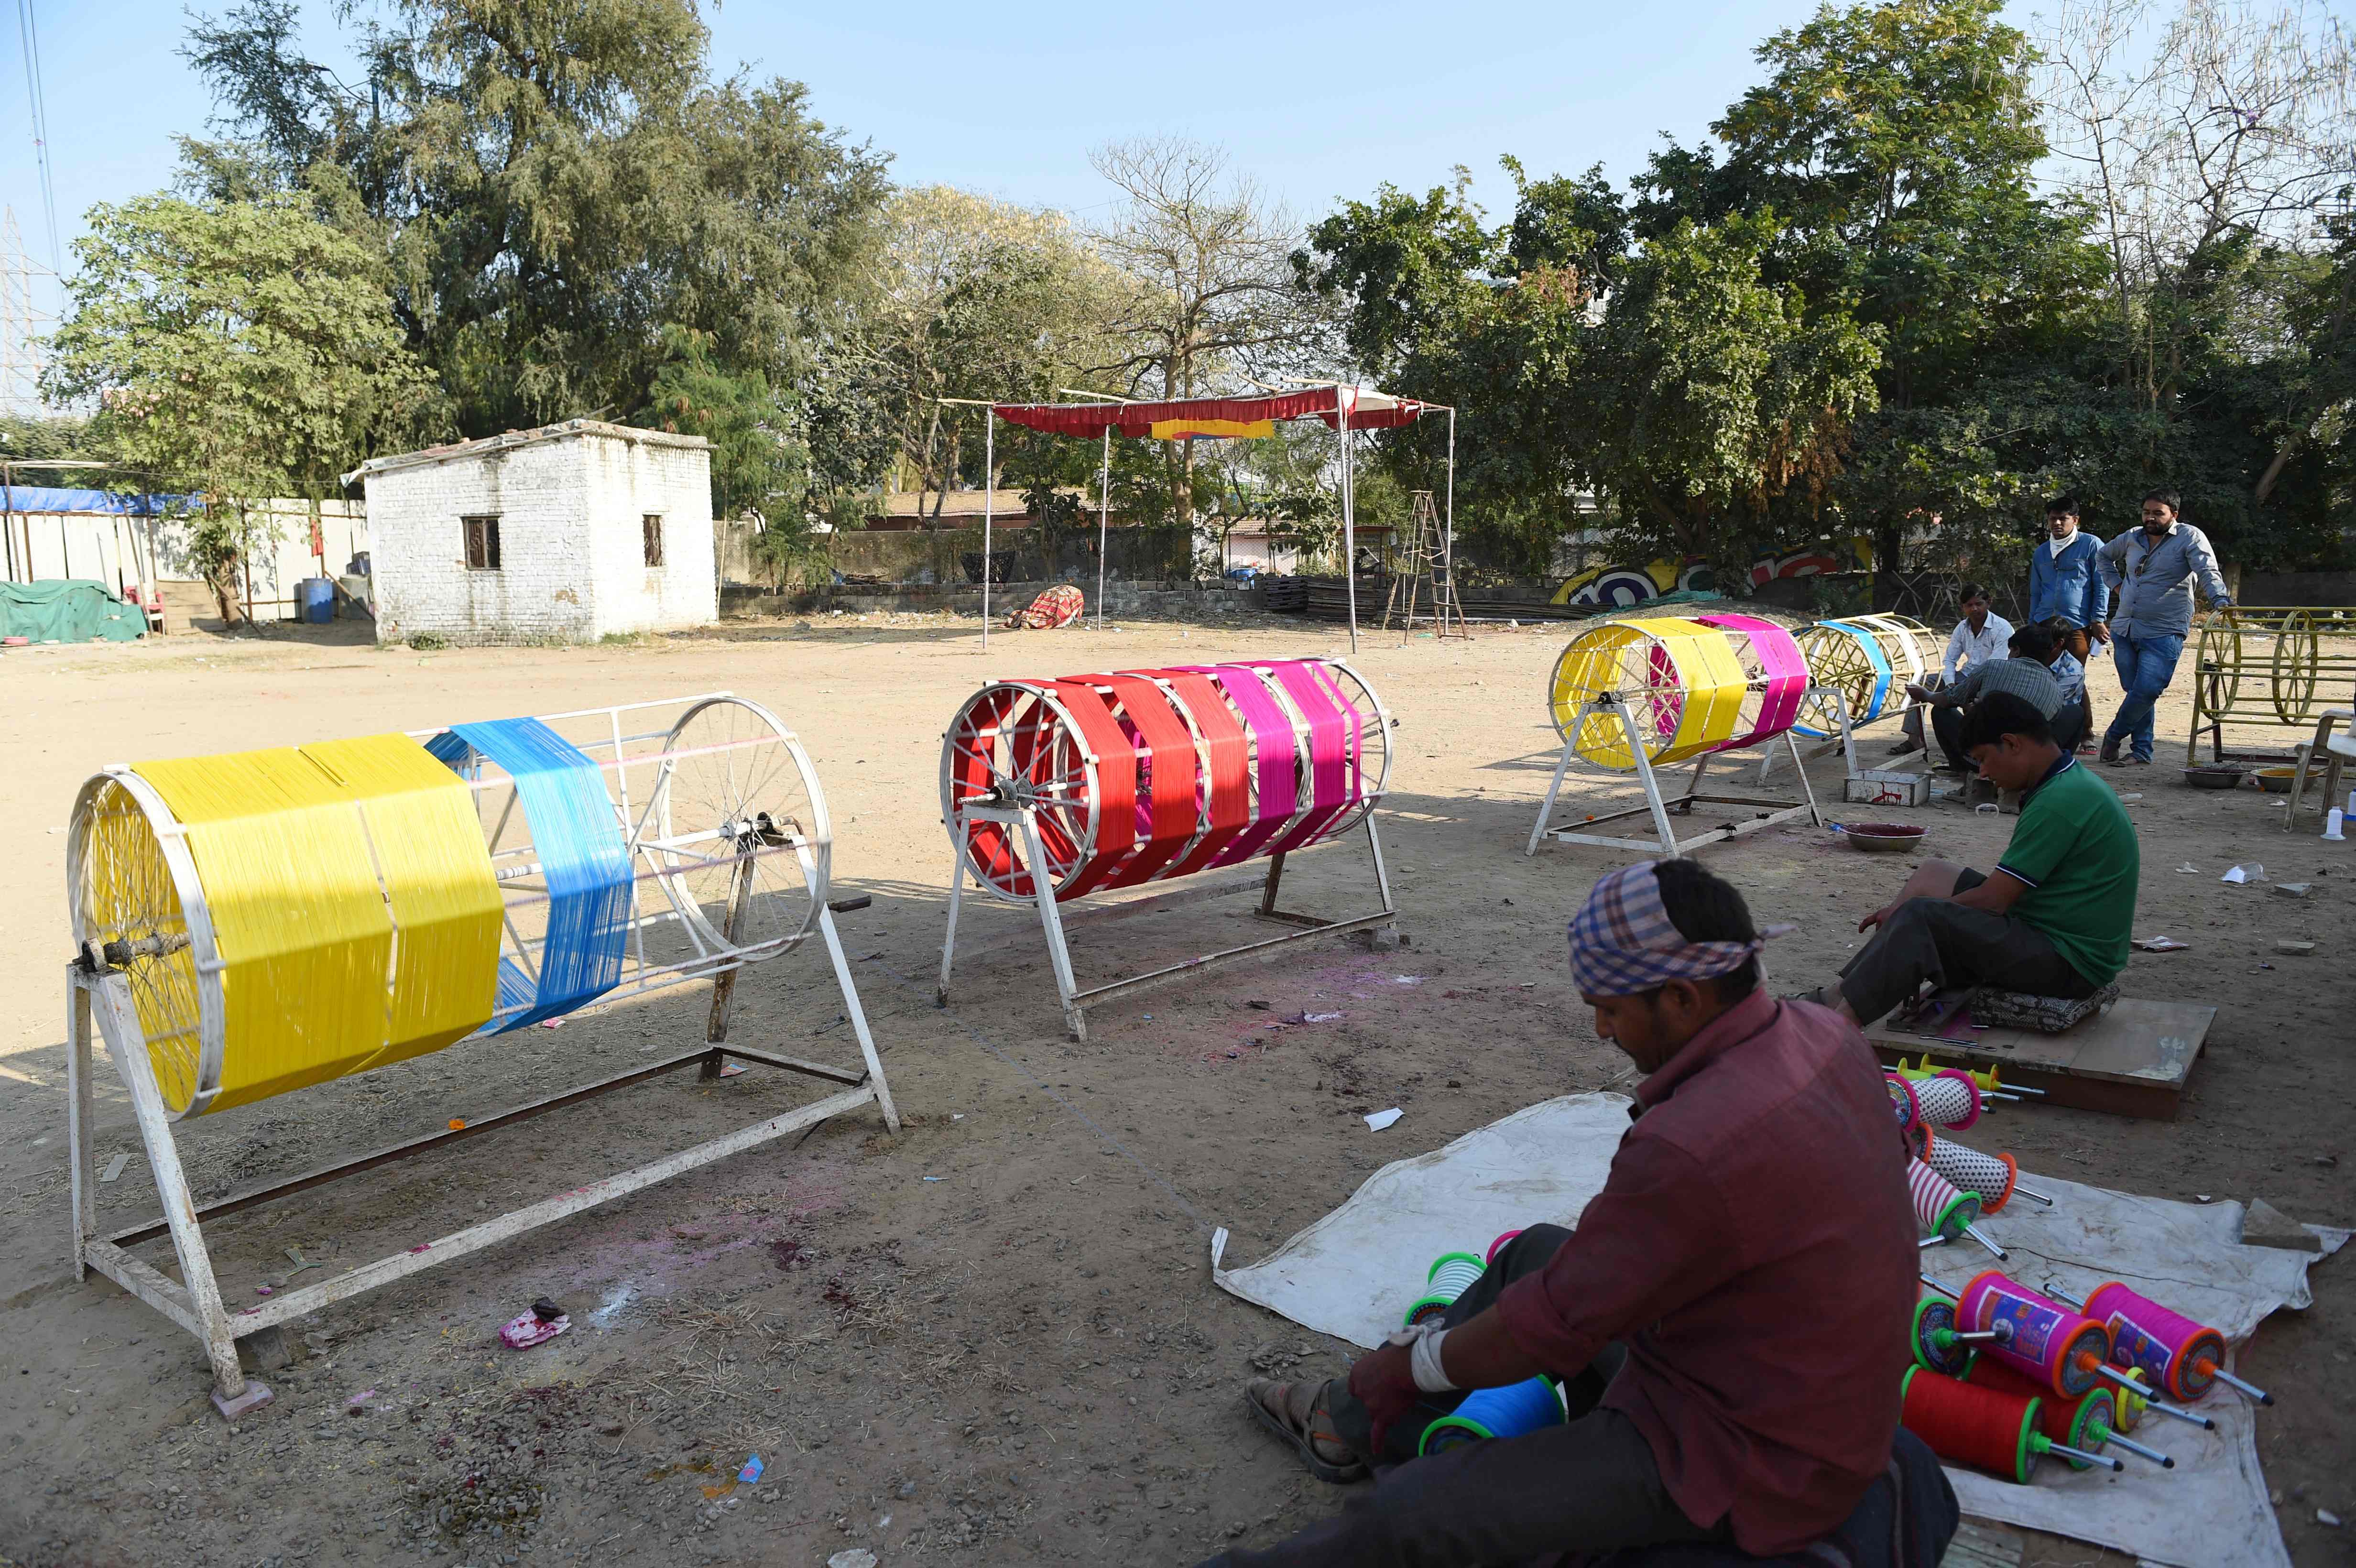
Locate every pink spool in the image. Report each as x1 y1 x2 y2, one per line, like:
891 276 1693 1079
1910 1069 1983 1131
1485 1229 1524 1265
1885 1072 1923 1132
2082 1282 2227 1402
1958 1270 2112 1397
1694 613 1809 752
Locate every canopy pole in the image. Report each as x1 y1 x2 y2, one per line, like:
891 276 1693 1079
1097 426 1110 632
982 409 994 653
1444 407 1458 633
1339 389 1358 655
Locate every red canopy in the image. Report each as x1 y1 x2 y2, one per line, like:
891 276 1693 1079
991 385 1430 440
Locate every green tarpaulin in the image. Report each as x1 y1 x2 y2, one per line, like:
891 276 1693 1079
0 580 147 643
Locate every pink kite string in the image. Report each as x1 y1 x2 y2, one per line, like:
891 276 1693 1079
1178 664 1300 869
1264 660 1358 854
1695 613 1808 751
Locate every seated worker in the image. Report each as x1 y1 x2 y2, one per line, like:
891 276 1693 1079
1904 624 2063 774
1895 584 2011 757
1217 860 1919 1568
1822 691 2137 1028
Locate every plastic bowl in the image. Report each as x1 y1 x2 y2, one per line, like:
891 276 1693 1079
2182 766 2245 790
1842 823 1928 852
2255 767 2297 794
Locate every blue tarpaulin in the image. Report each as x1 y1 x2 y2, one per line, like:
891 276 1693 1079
0 487 196 515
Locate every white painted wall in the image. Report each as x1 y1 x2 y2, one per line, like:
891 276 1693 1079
360 423 715 645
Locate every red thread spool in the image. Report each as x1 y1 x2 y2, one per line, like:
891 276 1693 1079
1899 1367 2042 1484
2083 1282 2228 1402
1966 1358 2113 1468
1926 1137 2020 1212
1484 1229 1523 1266
1958 1270 2112 1397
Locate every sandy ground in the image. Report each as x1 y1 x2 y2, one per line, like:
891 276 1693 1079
0 606 2348 1568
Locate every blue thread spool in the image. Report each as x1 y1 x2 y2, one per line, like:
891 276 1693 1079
1417 1376 1564 1455
1403 1251 1485 1327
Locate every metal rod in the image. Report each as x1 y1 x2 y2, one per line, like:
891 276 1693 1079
2204 1365 2274 1405
982 408 993 652
1069 906 1399 1006
2012 1183 2056 1206
1963 1223 2008 1260
2086 1363 2216 1427
1918 1235 1948 1250
1097 425 1109 632
1919 1274 1959 1300
2105 1431 2175 1468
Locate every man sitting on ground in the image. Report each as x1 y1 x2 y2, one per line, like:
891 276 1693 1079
1216 860 1919 1568
1906 624 2065 774
1820 692 2137 1028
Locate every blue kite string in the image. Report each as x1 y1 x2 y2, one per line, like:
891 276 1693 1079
428 718 632 1030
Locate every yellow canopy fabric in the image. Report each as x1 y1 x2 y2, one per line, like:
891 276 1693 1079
1549 618 1748 771
131 734 501 1113
1148 417 1274 441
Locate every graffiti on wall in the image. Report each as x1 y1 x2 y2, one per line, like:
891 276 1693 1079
1549 540 1874 608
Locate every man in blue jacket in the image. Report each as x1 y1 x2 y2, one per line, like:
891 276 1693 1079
2096 488 2232 765
2029 495 2107 746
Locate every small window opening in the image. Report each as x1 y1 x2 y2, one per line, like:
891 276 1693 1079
642 514 664 568
463 515 501 571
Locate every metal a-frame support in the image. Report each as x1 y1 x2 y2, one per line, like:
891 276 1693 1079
936 806 1399 1042
65 888 897 1421
1524 691 1832 858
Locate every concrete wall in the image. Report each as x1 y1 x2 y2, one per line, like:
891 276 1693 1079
365 428 715 644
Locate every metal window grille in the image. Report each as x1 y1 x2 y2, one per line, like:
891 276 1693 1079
642 514 664 568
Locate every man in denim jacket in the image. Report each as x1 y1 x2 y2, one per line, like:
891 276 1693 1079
2095 488 2231 764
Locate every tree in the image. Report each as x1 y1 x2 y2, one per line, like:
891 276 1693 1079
1089 138 1318 524
181 0 891 442
44 194 437 623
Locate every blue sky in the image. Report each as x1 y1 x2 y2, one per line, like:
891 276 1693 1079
0 0 1844 311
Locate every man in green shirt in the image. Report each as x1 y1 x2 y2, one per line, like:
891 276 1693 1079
1822 692 2138 1025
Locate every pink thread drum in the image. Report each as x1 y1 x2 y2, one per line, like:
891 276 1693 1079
2083 1283 2227 1402
1693 614 1810 754
1959 1270 2113 1398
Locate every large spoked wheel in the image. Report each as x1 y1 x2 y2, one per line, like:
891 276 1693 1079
941 682 1102 900
1795 624 1881 737
1551 628 1690 770
646 696 828 959
1304 660 1394 838
2270 609 2320 724
67 772 225 1120
2192 611 2243 723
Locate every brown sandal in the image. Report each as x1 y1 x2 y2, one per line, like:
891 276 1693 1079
1244 1378 1367 1484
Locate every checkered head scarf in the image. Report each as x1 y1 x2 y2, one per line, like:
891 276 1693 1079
1568 861 1767 997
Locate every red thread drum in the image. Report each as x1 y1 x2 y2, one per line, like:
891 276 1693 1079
941 659 1391 901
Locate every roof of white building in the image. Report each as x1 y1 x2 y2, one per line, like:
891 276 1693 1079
342 419 710 486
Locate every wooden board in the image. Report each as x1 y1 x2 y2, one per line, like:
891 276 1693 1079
1866 996 2215 1120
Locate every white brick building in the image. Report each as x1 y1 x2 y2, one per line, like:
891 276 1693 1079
351 420 717 645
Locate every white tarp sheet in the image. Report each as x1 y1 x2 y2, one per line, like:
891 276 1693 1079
1211 1093 2343 1568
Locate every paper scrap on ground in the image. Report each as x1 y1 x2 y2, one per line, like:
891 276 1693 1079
2223 863 2263 883
98 1152 131 1182
1212 1093 2345 1568
2133 936 2191 952
1362 1108 1403 1131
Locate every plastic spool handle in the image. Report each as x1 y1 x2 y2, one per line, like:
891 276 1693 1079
1919 1274 1960 1301
2086 1362 2215 1429
1963 1224 2008 1261
1919 1235 1949 1250
2035 1437 2122 1473
2199 1363 2275 1405
2013 1183 2056 1207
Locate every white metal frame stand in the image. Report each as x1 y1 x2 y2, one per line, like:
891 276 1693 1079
936 806 1398 1042
65 898 897 1421
1524 690 1839 858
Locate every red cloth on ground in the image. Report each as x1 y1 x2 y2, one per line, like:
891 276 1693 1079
1004 584 1084 629
1493 991 1917 1557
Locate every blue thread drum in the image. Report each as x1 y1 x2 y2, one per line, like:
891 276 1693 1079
1417 1377 1565 1455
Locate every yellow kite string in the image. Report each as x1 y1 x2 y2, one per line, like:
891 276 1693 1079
132 735 500 1114
1550 619 1749 771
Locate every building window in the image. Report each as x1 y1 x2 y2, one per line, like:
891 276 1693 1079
642 514 664 568
463 515 501 571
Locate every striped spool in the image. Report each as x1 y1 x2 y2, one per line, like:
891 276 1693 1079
1405 1251 1486 1327
1925 1137 2020 1213
941 659 1390 902
1908 1159 1981 1242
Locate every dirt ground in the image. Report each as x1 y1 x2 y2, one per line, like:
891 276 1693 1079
0 605 2348 1568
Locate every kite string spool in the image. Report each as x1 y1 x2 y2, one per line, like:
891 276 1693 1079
1404 1250 1486 1327
1418 1376 1564 1455
1967 1357 2110 1466
1901 1369 2040 1483
1926 1138 2019 1213
1960 1271 2112 1397
1909 1069 1982 1131
2081 1282 2234 1402
1485 1230 1523 1265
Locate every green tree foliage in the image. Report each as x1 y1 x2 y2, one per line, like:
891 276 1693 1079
182 0 890 447
43 193 436 620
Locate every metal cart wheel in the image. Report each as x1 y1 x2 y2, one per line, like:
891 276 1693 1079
647 695 829 959
941 681 1103 901
2269 609 2321 725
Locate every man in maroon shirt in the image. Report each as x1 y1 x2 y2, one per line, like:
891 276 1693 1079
1215 860 1919 1566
